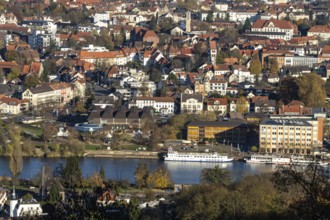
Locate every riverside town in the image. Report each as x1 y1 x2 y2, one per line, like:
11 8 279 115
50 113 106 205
0 0 330 219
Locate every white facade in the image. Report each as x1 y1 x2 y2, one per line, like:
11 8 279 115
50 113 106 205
129 97 175 114
284 56 319 68
10 198 43 218
233 68 255 83
209 80 228 96
180 94 204 113
0 188 6 210
93 12 110 23
229 11 259 23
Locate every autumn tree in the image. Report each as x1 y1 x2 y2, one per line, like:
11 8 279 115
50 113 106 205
249 54 262 76
236 97 249 113
216 50 229 64
5 50 19 62
269 58 279 74
7 125 23 180
295 73 326 107
134 162 149 188
24 75 40 88
201 165 230 185
146 167 172 189
7 67 20 82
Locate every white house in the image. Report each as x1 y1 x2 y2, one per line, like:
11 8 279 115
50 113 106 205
232 65 255 83
180 93 204 113
0 97 29 115
249 19 297 40
129 97 176 114
209 79 228 96
308 25 330 41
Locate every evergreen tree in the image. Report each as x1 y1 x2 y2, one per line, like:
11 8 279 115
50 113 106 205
62 157 82 189
269 58 279 74
99 165 105 180
128 197 140 220
49 181 61 204
243 18 252 32
201 165 230 185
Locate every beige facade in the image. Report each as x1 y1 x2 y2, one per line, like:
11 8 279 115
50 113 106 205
259 118 323 155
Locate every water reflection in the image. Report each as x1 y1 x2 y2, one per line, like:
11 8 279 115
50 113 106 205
0 157 278 184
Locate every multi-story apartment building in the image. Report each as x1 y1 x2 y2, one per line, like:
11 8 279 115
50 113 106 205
209 79 227 96
128 97 176 114
180 93 204 113
22 83 73 109
187 119 247 144
249 19 297 40
259 117 323 155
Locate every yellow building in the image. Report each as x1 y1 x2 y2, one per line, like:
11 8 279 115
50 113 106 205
187 120 247 144
259 118 323 155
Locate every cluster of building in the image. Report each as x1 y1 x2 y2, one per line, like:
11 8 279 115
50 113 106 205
0 0 326 157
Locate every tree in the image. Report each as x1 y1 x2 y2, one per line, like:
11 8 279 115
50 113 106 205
134 162 149 188
146 167 172 189
249 54 262 76
7 67 20 81
269 58 279 74
167 73 178 85
149 15 157 30
7 125 23 180
206 11 214 23
279 76 299 104
216 50 229 64
24 74 40 88
201 165 230 185
128 197 140 220
273 164 330 219
243 18 252 32
158 17 176 33
297 18 310 36
42 59 57 82
250 146 258 152
236 97 249 114
49 181 61 204
5 50 19 62
295 73 326 107
62 157 82 188
175 185 229 220
100 165 105 180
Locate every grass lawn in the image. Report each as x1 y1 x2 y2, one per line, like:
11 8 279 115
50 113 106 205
85 144 104 150
119 144 145 151
20 125 43 138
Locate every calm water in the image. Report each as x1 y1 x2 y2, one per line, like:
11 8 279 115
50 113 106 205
0 157 277 184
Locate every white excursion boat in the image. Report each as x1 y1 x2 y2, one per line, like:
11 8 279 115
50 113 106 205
245 154 327 166
244 154 291 164
164 147 233 162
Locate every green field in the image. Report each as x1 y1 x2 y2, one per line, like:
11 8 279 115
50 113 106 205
20 125 43 138
84 144 104 150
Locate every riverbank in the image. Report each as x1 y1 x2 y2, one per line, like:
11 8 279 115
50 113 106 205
84 150 161 159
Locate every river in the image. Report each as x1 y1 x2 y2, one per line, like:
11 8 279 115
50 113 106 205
0 157 277 184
